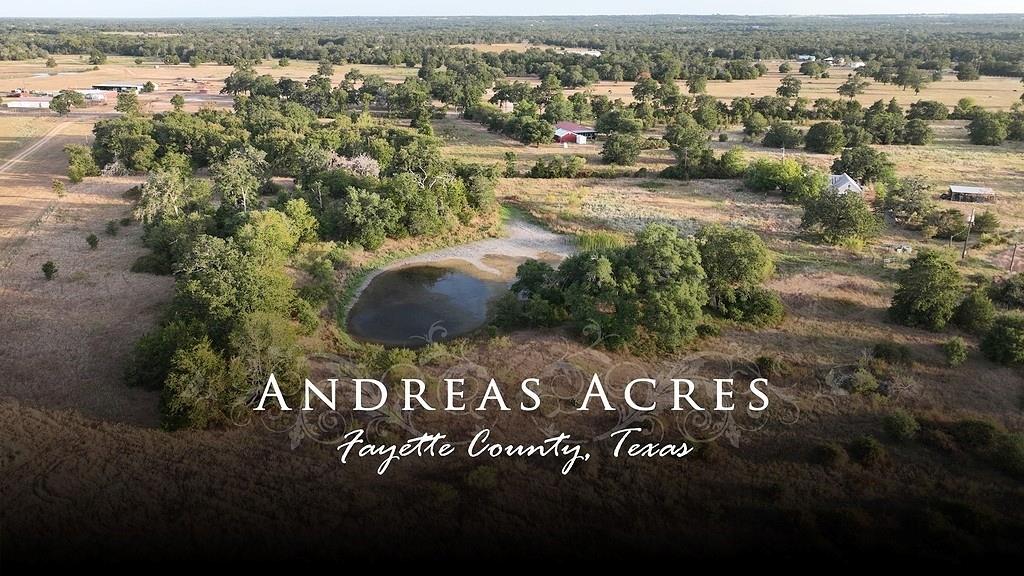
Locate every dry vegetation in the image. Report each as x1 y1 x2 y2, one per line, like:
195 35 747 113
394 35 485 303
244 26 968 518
0 54 418 95
569 65 1023 110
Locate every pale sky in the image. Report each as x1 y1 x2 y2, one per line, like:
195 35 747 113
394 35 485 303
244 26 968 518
2 1 1023 18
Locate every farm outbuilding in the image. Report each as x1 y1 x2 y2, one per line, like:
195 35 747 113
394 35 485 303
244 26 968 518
553 121 596 144
948 185 996 202
91 82 154 93
3 98 51 109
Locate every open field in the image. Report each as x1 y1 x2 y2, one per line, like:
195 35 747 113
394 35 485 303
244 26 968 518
497 176 1024 416
0 114 62 162
0 55 418 95
434 113 674 169
567 66 1023 110
0 120 172 425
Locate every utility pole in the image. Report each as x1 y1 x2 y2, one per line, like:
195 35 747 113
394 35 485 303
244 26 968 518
961 208 975 260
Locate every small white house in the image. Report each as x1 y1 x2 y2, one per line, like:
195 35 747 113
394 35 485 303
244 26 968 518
829 173 863 195
797 54 817 62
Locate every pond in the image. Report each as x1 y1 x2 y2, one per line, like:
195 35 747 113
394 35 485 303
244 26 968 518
346 260 513 347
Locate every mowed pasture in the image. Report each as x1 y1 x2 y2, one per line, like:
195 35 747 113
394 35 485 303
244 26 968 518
565 66 1023 110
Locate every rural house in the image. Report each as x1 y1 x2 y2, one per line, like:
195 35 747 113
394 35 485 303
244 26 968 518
829 173 863 195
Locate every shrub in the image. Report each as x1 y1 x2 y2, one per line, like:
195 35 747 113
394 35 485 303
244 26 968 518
872 341 912 365
981 313 1024 365
954 288 996 335
800 188 880 244
529 155 585 178
889 250 963 331
105 220 119 236
41 261 57 280
718 133 728 142
812 442 849 468
884 409 920 442
762 123 804 149
992 274 1024 308
465 465 499 491
943 336 968 367
848 436 887 467
131 252 173 275
849 368 879 395
716 286 785 326
756 355 791 377
86 234 98 250
65 144 100 183
804 122 847 154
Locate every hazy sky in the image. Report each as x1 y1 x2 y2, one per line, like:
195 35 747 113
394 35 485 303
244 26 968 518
3 1 1023 18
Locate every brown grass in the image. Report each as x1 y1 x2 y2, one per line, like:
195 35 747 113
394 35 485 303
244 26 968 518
570 65 1023 110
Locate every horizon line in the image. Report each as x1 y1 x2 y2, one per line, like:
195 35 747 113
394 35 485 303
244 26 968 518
3 13 1024 19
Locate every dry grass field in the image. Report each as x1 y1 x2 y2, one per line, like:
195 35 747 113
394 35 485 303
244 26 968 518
569 65 1023 110
0 55 418 95
496 175 1024 417
434 113 674 169
0 117 172 425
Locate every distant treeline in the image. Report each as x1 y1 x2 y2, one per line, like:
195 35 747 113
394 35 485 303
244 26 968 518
1 15 1022 81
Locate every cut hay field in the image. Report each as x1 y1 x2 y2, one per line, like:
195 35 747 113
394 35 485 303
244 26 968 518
569 66 1023 110
0 114 60 162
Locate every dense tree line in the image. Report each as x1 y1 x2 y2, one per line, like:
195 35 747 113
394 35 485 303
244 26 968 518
3 15 1021 84
494 223 783 354
80 68 499 428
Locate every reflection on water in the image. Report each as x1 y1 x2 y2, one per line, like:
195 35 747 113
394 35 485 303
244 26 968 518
346 262 511 347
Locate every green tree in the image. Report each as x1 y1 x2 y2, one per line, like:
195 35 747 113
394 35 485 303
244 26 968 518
49 89 85 116
837 75 870 98
46 57 57 68
211 146 268 212
805 122 847 154
954 288 996 335
170 93 185 112
956 62 980 81
967 112 1008 145
142 81 156 93
981 313 1024 365
944 336 968 367
64 144 99 183
742 112 770 136
115 92 140 115
163 338 246 429
697 225 777 320
762 123 804 149
283 198 319 243
889 250 963 331
902 118 934 145
600 132 642 165
830 146 895 184
317 59 335 77
800 188 881 245
776 75 802 98
686 75 707 94
86 233 98 250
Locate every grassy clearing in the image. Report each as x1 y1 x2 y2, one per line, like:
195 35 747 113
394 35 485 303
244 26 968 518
0 116 59 161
